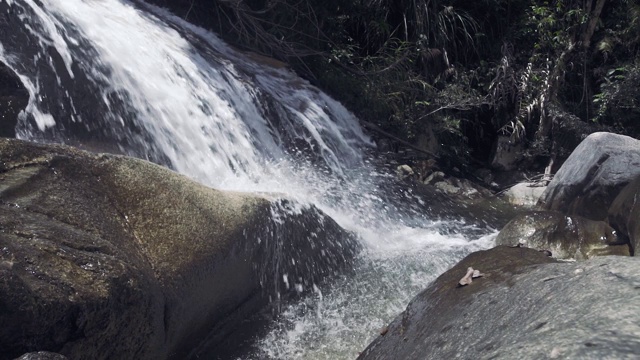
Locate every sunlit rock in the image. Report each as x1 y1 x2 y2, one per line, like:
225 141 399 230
0 139 357 360
502 182 547 206
396 164 414 180
538 132 640 220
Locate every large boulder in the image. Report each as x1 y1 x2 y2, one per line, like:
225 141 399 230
0 61 29 137
609 175 640 255
0 138 357 360
495 211 629 259
358 246 640 360
538 132 640 220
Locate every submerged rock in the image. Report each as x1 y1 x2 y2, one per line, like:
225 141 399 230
396 164 414 180
358 246 640 359
0 139 357 360
538 132 640 220
495 211 629 259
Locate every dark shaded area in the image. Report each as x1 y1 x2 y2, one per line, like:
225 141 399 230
608 174 640 256
142 0 639 176
0 61 29 138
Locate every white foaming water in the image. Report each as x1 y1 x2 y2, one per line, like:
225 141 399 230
0 0 496 358
258 232 496 360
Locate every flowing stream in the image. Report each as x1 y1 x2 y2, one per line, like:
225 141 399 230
0 1 497 358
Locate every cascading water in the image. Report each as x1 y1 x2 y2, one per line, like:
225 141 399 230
0 0 497 358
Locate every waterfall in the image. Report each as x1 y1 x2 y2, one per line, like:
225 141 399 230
0 0 496 358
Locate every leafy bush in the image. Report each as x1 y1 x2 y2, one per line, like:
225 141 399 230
594 63 640 136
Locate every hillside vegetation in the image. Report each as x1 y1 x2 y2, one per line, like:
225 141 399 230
151 0 640 172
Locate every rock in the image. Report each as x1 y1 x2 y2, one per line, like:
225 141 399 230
491 135 524 171
409 181 521 230
474 168 493 186
495 211 628 259
422 171 444 185
454 178 488 198
358 247 640 360
0 61 29 138
538 132 640 220
502 182 547 206
14 353 68 360
608 175 640 255
434 180 460 195
0 138 357 360
431 177 490 199
413 158 437 182
396 164 414 180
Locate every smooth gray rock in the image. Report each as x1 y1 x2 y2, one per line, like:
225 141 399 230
0 139 357 360
538 132 640 220
502 182 546 206
434 180 460 195
609 175 640 255
496 211 629 259
358 246 640 360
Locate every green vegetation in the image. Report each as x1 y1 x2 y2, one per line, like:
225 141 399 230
155 0 640 171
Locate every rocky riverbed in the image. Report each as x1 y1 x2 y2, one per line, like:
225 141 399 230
358 132 640 359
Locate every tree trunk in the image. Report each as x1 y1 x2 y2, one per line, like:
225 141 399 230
535 0 607 144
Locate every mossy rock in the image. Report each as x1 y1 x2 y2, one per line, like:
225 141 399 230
495 211 629 259
0 138 357 360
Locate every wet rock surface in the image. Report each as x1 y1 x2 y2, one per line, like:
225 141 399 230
408 181 520 230
0 61 29 138
609 175 640 255
496 211 629 259
358 246 640 360
538 132 640 220
0 139 357 360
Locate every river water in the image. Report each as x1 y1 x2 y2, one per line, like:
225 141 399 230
0 0 496 358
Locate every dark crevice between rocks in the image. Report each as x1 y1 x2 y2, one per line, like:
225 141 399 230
0 60 29 138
